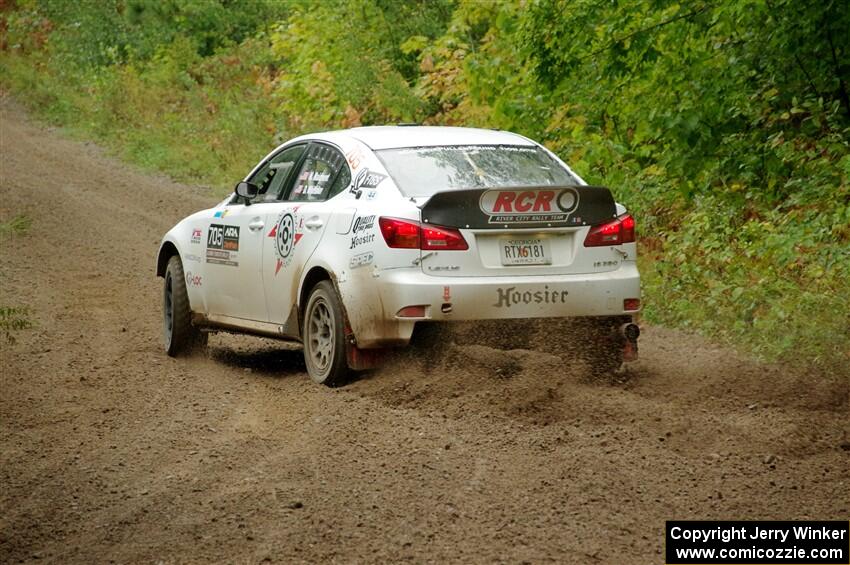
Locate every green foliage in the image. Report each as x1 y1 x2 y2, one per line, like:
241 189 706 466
0 214 32 236
1 0 847 370
269 0 451 131
0 306 32 343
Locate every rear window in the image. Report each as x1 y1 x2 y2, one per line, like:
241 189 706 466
376 145 579 197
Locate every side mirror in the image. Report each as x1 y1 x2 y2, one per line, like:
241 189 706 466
235 181 259 201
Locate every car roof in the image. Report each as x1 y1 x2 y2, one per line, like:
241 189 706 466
305 126 537 151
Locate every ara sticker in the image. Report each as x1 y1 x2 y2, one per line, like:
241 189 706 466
268 208 303 275
206 224 240 266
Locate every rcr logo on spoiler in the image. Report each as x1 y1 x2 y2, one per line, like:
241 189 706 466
479 188 579 224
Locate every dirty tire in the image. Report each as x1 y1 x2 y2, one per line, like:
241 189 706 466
163 255 205 356
303 280 349 387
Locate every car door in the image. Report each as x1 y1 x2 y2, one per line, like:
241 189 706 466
262 142 352 329
203 144 308 322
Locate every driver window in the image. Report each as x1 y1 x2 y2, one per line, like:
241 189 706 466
245 144 307 203
287 144 348 202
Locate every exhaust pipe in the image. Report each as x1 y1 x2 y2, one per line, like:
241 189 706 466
619 323 640 341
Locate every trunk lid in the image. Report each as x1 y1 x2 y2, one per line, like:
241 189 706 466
418 185 625 277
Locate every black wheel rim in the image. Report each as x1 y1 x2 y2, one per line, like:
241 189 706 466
164 271 174 342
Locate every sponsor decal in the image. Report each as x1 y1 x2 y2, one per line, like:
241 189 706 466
350 169 387 197
443 286 451 302
479 188 580 224
352 214 375 233
349 214 376 249
206 248 238 267
493 285 569 308
267 208 303 275
213 209 230 218
184 253 202 263
208 224 240 251
190 228 203 244
206 224 240 266
349 251 374 269
186 271 202 287
345 147 365 170
365 189 378 200
593 260 619 268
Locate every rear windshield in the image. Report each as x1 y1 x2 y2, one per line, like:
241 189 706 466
376 145 579 197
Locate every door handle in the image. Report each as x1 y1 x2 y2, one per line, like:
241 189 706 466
248 219 265 231
304 217 324 230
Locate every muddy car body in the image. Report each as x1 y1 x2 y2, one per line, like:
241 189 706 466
157 126 641 384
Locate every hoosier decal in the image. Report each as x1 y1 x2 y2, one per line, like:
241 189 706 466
493 286 569 308
479 188 579 224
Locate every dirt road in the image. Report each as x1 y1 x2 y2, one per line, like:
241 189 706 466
1 95 848 564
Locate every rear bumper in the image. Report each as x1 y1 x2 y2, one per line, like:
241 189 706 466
381 261 640 319
346 262 640 347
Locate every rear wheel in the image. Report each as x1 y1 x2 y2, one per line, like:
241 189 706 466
303 281 349 386
163 255 206 356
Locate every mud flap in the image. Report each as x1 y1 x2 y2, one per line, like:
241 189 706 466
620 322 640 362
346 340 387 370
623 339 639 362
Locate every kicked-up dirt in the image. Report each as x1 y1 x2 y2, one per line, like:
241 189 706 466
1 94 848 564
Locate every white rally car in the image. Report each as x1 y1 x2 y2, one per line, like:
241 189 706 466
157 126 641 385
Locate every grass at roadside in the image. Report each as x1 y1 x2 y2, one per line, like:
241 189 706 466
0 43 275 193
0 214 32 237
0 214 34 342
0 306 32 343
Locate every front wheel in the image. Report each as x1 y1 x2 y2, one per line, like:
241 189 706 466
302 281 349 386
163 255 206 356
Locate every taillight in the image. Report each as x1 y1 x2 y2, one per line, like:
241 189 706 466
379 217 420 248
421 224 468 250
584 214 636 247
379 217 468 250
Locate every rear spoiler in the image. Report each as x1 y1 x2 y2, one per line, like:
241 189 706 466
419 185 617 229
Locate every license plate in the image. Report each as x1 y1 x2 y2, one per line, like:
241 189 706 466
499 238 551 266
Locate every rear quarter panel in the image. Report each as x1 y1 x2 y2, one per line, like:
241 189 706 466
299 138 421 346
